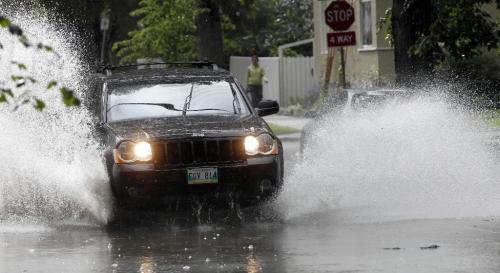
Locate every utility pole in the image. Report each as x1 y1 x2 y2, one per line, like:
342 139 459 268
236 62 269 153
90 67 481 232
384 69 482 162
100 10 110 65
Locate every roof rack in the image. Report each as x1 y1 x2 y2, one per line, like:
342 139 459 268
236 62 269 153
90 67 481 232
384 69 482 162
97 61 218 74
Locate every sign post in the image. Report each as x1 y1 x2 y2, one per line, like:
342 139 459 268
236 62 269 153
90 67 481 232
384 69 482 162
323 0 356 91
100 11 110 65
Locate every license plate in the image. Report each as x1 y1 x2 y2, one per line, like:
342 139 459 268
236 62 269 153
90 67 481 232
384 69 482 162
187 167 218 185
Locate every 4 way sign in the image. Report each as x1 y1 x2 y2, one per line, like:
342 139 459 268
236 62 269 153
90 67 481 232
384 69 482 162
325 1 356 47
328 31 356 47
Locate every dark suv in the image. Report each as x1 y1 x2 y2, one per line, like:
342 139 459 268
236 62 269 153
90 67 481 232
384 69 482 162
93 62 283 205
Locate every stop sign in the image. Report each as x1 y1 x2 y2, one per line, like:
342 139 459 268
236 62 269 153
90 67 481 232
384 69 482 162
324 1 355 31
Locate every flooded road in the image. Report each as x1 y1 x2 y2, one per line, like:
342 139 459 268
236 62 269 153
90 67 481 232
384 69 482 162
3 211 500 272
2 137 500 273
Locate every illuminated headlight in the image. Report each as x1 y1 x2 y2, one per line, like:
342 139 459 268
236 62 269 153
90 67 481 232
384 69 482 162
114 141 152 163
134 142 152 161
244 134 276 156
244 136 259 155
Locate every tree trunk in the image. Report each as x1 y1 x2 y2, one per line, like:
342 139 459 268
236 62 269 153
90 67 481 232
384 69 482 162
195 0 225 68
392 0 432 86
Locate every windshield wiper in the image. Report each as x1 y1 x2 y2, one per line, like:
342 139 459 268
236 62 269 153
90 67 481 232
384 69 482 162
107 102 181 112
185 108 233 113
229 83 241 114
183 83 195 116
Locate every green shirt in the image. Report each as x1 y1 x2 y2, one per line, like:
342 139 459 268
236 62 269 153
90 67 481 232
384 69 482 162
246 64 266 86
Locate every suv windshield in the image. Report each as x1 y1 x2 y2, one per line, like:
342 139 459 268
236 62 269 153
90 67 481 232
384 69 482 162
106 80 249 122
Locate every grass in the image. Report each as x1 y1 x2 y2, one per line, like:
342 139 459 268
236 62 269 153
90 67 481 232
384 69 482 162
485 109 500 127
267 122 300 135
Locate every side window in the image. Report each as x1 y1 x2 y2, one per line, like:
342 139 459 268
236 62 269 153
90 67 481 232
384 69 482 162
360 0 373 46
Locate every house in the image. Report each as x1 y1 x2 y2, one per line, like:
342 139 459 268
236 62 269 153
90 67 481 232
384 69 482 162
313 0 395 88
313 0 500 88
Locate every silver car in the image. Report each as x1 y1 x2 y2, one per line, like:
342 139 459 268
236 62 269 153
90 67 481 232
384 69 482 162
300 89 407 153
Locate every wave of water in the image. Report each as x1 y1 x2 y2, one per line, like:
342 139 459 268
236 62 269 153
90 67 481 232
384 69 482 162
0 7 112 225
279 94 500 223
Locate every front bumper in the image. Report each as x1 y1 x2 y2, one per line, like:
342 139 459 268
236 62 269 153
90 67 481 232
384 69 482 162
111 155 281 201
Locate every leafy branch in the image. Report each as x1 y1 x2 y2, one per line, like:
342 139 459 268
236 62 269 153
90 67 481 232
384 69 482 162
0 15 80 111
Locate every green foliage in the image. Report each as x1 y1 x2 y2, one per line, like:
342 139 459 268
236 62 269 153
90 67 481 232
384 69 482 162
0 17 10 27
267 122 299 135
388 1 499 67
489 109 500 127
220 0 276 56
112 0 199 64
60 87 80 107
113 0 313 63
411 0 499 65
377 8 393 47
223 0 313 56
11 61 27 70
1 89 13 98
47 81 57 89
270 0 313 55
34 99 45 111
0 15 80 111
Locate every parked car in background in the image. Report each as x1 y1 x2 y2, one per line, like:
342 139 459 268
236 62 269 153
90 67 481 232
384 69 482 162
300 89 407 153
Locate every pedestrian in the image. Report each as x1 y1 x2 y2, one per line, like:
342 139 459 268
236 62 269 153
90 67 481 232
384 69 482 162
246 53 268 107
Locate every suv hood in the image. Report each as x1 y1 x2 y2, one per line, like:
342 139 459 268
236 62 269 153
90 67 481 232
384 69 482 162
106 115 268 140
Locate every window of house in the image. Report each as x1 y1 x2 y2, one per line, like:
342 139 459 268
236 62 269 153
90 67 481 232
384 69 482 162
360 0 373 46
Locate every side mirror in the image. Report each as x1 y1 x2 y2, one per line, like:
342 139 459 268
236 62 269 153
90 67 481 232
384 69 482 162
256 100 279 117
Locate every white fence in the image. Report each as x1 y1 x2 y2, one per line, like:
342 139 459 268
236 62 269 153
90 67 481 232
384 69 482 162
230 56 315 107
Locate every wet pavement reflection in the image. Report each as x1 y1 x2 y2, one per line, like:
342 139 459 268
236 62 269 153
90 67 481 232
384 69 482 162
4 216 500 273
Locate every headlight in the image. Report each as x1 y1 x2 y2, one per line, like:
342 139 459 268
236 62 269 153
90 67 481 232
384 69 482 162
134 142 152 161
114 141 152 163
244 134 276 155
257 133 275 155
244 136 259 155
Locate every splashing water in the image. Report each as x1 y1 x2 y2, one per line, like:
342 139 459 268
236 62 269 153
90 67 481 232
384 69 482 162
279 94 500 223
0 8 112 224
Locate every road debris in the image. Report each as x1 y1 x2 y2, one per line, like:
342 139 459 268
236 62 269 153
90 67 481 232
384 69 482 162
420 245 440 250
383 247 402 250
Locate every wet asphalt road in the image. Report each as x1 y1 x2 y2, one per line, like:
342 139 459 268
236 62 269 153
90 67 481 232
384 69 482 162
3 136 500 273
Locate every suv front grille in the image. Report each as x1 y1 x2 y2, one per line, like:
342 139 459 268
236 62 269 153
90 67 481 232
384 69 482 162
152 138 245 167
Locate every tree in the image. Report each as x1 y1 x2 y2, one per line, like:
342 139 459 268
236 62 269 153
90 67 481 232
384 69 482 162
270 0 314 56
112 0 313 65
391 0 432 85
221 0 313 57
0 15 80 111
219 0 276 57
113 0 198 64
389 0 500 86
196 0 224 65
